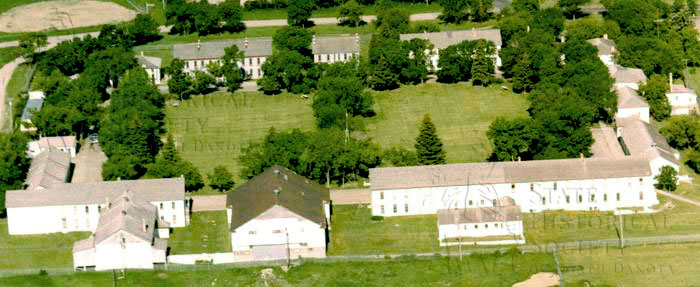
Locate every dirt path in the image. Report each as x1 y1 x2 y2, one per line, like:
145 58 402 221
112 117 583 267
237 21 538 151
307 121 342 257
0 57 24 131
244 12 440 28
71 142 107 183
656 189 700 208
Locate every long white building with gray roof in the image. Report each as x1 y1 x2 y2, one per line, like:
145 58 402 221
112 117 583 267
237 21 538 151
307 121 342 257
400 29 502 71
312 34 360 64
173 38 272 79
6 177 186 235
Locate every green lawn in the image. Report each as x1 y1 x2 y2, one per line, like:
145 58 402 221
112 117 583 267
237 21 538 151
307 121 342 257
561 243 700 286
3 63 32 132
241 2 442 21
328 205 438 255
0 250 556 287
366 83 529 163
167 211 232 255
0 47 20 67
0 219 90 270
166 83 528 179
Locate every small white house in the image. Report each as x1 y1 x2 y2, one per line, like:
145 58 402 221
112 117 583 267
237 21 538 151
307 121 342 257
608 64 647 90
399 29 502 72
312 34 360 64
28 135 77 158
616 86 650 123
20 91 45 132
665 75 698 115
226 166 331 263
73 190 169 271
587 35 616 66
437 196 523 243
173 38 272 80
136 52 162 85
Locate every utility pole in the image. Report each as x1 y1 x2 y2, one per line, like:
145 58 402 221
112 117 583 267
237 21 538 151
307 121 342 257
554 251 564 287
285 228 291 269
619 213 624 249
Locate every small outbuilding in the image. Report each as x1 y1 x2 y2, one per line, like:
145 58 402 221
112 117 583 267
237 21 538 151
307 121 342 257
437 196 523 244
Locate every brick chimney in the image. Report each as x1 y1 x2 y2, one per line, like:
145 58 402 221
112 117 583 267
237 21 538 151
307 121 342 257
244 37 249 48
196 39 201 50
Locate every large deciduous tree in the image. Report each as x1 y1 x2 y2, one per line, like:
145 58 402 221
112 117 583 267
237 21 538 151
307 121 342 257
208 165 235 192
639 74 672 121
288 0 316 27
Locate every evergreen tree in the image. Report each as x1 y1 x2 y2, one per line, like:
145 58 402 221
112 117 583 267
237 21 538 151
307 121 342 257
370 55 399 90
414 114 447 165
512 53 533 93
471 41 494 86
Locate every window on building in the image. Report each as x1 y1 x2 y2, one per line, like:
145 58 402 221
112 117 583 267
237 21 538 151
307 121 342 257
604 194 608 202
160 203 163 209
542 196 546 205
485 224 489 229
469 200 473 206
380 205 385 214
85 206 89 214
393 204 397 213
247 58 251 65
590 194 595 202
249 231 257 235
380 192 384 200
492 199 497 206
639 178 643 186
639 192 644 200
530 183 534 191
554 182 558 190
404 204 409 213
272 230 282 234
578 195 583 203
341 54 345 60
474 224 478 229
511 184 515 190
172 215 177 225
480 199 485 205
300 242 308 246
566 196 570 204
98 206 101 213
616 193 621 201
463 225 468 230
172 202 176 209
256 58 260 65
62 217 67 229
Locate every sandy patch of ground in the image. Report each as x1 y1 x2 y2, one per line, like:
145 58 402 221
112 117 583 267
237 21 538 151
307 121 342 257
513 272 560 287
0 0 137 33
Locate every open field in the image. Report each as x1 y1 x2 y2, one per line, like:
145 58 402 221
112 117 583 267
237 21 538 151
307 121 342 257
168 211 232 255
0 47 19 67
0 1 136 33
328 204 438 255
0 219 90 270
166 83 528 179
0 250 556 286
561 243 700 286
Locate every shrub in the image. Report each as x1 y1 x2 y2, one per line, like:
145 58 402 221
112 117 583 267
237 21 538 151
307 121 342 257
370 215 384 221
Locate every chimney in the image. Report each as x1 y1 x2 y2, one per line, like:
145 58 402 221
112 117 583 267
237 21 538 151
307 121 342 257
140 51 144 57
517 156 521 162
244 37 249 48
603 34 608 40
117 177 121 181
580 153 584 160
196 39 201 50
355 32 360 48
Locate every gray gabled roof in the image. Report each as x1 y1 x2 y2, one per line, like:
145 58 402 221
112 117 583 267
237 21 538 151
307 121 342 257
21 98 44 122
25 148 70 191
587 37 616 56
400 29 502 49
617 86 649 109
312 35 360 55
93 190 158 244
136 55 161 69
609 64 647 84
369 157 651 191
173 38 273 60
6 177 185 208
617 117 679 165
437 196 522 225
226 166 330 231
591 125 626 159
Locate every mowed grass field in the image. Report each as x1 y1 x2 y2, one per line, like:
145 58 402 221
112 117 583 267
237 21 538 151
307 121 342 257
561 243 700 286
0 251 556 287
328 205 438 255
0 219 89 271
168 211 232 254
166 83 529 179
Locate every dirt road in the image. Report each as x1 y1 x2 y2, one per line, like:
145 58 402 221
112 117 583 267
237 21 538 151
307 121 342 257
0 57 24 131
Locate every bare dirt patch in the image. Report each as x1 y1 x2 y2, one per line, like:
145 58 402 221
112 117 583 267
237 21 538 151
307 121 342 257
512 272 560 287
0 0 137 33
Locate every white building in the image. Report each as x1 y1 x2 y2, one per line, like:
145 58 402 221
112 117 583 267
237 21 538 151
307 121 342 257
28 135 77 158
226 166 331 262
399 29 502 72
312 34 360 64
5 177 186 235
616 117 680 176
587 35 616 66
616 86 650 123
173 38 272 80
73 190 169 271
25 148 71 191
608 64 647 90
136 52 162 85
666 75 698 115
20 91 45 132
437 196 523 242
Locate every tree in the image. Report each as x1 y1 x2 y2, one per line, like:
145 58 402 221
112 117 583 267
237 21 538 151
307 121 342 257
470 0 494 22
654 165 678 191
436 40 475 83
146 135 205 192
208 166 235 192
338 0 363 27
167 59 193 98
218 0 246 33
102 154 146 180
288 0 316 27
239 128 309 178
689 0 698 14
559 0 592 18
128 14 161 45
660 115 700 150
17 32 47 60
383 146 419 167
512 53 533 93
471 40 496 86
487 117 542 161
513 0 540 14
273 26 313 56
437 0 469 23
415 114 447 165
375 9 410 38
192 71 216 95
639 74 672 121
369 54 399 90
400 38 433 84
685 149 700 173
0 132 31 216
312 76 373 129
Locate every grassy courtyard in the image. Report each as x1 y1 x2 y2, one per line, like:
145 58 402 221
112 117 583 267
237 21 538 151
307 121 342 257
328 205 438 255
0 250 556 287
166 83 528 179
167 211 232 255
0 219 89 271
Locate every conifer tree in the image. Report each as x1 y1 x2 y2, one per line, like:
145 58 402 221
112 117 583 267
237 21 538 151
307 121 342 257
415 114 447 165
512 53 533 93
370 55 399 91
